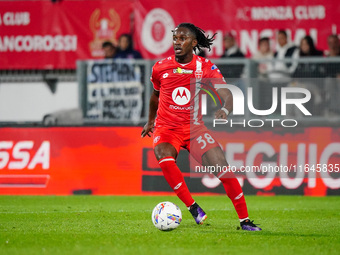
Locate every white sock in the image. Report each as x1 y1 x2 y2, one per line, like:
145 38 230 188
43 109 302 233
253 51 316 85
187 201 196 210
239 217 249 222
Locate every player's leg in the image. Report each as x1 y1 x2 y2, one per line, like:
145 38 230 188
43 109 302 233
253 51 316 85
154 140 195 212
201 147 248 219
189 128 261 230
202 146 261 231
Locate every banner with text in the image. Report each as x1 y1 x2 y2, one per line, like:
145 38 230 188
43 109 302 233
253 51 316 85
0 0 133 69
1 0 339 69
134 0 340 59
0 127 339 195
86 59 144 122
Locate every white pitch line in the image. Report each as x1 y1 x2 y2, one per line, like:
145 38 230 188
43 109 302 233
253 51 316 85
0 210 89 214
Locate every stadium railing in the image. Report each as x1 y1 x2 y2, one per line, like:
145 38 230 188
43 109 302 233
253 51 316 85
210 57 340 127
0 57 339 127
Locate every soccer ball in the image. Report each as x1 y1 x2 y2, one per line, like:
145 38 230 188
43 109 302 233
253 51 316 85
151 201 182 231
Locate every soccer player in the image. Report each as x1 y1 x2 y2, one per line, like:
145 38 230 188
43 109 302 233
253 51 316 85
141 23 261 231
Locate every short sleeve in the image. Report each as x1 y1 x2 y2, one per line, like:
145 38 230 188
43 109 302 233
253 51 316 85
205 61 224 79
204 60 227 88
150 65 160 91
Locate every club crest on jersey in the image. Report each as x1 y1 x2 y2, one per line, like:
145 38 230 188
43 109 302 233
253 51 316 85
173 67 193 74
172 87 191 105
195 70 203 81
153 136 161 144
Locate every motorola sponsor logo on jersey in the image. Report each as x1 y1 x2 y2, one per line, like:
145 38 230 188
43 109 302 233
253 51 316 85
170 87 193 110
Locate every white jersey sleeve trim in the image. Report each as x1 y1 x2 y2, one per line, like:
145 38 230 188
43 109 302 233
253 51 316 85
159 158 176 164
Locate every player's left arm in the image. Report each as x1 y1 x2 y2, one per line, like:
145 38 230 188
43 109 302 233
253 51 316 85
206 61 233 119
215 87 233 119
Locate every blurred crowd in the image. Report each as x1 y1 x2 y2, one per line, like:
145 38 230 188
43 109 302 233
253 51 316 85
102 33 142 59
219 30 340 117
218 30 340 81
101 31 340 116
101 30 340 65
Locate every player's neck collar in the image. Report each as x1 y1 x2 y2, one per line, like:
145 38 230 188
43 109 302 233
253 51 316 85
174 54 195 66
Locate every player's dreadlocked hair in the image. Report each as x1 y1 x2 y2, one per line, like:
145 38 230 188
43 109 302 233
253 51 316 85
175 23 217 53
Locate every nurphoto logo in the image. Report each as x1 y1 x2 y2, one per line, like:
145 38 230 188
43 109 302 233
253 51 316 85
198 81 312 128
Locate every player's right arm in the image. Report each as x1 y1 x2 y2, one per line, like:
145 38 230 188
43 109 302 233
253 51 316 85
141 62 162 138
141 89 159 138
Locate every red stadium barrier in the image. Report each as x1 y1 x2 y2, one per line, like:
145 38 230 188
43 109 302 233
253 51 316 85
0 0 133 69
0 126 339 195
1 0 339 69
134 0 340 59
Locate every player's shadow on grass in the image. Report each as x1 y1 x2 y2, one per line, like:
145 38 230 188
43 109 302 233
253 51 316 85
248 231 329 237
179 224 328 237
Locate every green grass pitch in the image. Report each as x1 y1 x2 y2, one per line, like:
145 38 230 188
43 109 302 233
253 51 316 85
0 195 339 255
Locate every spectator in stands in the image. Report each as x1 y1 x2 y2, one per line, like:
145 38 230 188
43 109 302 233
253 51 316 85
325 34 340 57
324 35 340 78
115 34 143 59
299 35 323 56
251 37 274 110
102 41 117 59
288 35 324 116
324 34 340 115
220 32 245 91
252 37 274 78
267 30 299 114
269 30 299 82
292 35 324 78
221 32 245 59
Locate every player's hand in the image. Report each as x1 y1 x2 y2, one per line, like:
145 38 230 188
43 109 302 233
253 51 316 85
141 122 154 138
215 108 228 120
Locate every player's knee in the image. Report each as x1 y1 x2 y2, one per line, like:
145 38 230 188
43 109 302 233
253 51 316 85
202 147 228 166
212 154 228 167
154 143 177 161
